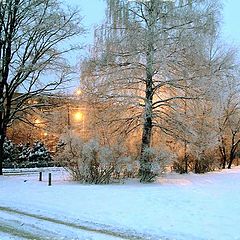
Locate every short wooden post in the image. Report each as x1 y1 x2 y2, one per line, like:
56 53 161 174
39 172 42 181
48 173 52 186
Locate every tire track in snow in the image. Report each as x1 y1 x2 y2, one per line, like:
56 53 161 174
0 206 170 240
0 222 42 240
0 208 124 240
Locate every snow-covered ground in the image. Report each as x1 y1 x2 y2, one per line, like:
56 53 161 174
1 167 240 240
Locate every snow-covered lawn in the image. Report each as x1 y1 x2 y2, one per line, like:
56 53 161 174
1 167 240 240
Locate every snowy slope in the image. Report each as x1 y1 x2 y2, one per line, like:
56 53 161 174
0 167 240 239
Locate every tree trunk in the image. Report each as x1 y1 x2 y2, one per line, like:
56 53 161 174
219 145 227 169
139 96 153 182
194 160 199 174
0 141 3 175
228 148 236 169
139 6 155 182
0 128 6 175
227 136 240 169
222 155 227 169
184 140 188 173
139 56 154 182
0 97 11 175
0 108 3 175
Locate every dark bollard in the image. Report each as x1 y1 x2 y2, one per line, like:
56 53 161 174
48 173 52 186
39 172 42 181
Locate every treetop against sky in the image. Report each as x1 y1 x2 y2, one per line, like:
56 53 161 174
71 0 240 46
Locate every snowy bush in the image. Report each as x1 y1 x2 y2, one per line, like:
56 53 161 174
28 141 52 166
56 135 131 184
17 143 31 163
140 147 176 182
3 139 19 168
3 140 53 168
16 141 53 168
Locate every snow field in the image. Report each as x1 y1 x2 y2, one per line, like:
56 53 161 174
0 167 240 239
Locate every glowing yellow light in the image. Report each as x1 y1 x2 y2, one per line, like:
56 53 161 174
35 119 41 124
76 89 82 95
73 112 83 121
43 132 48 136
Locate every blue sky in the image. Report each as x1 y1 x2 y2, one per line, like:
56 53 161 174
222 0 240 45
71 0 240 47
68 0 106 45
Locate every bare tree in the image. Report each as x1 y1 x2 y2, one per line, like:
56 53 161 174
0 0 84 175
173 31 238 173
81 0 220 182
216 74 240 169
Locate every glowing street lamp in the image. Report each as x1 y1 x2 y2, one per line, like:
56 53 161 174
76 89 82 96
73 111 83 122
35 118 41 125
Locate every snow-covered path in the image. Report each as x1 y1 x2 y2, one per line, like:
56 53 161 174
0 206 139 240
1 167 240 239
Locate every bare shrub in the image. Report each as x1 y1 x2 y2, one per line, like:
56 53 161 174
56 135 132 184
193 150 220 174
172 151 220 174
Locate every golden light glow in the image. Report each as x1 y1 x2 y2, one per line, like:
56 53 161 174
73 112 83 121
28 100 38 104
35 119 41 124
43 132 48 136
76 89 82 95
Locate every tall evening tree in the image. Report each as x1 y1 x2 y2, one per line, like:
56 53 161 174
81 0 221 182
0 0 84 175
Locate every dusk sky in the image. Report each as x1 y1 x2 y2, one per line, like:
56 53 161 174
71 0 240 47
222 0 240 46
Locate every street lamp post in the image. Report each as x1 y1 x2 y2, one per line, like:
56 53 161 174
67 104 71 129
